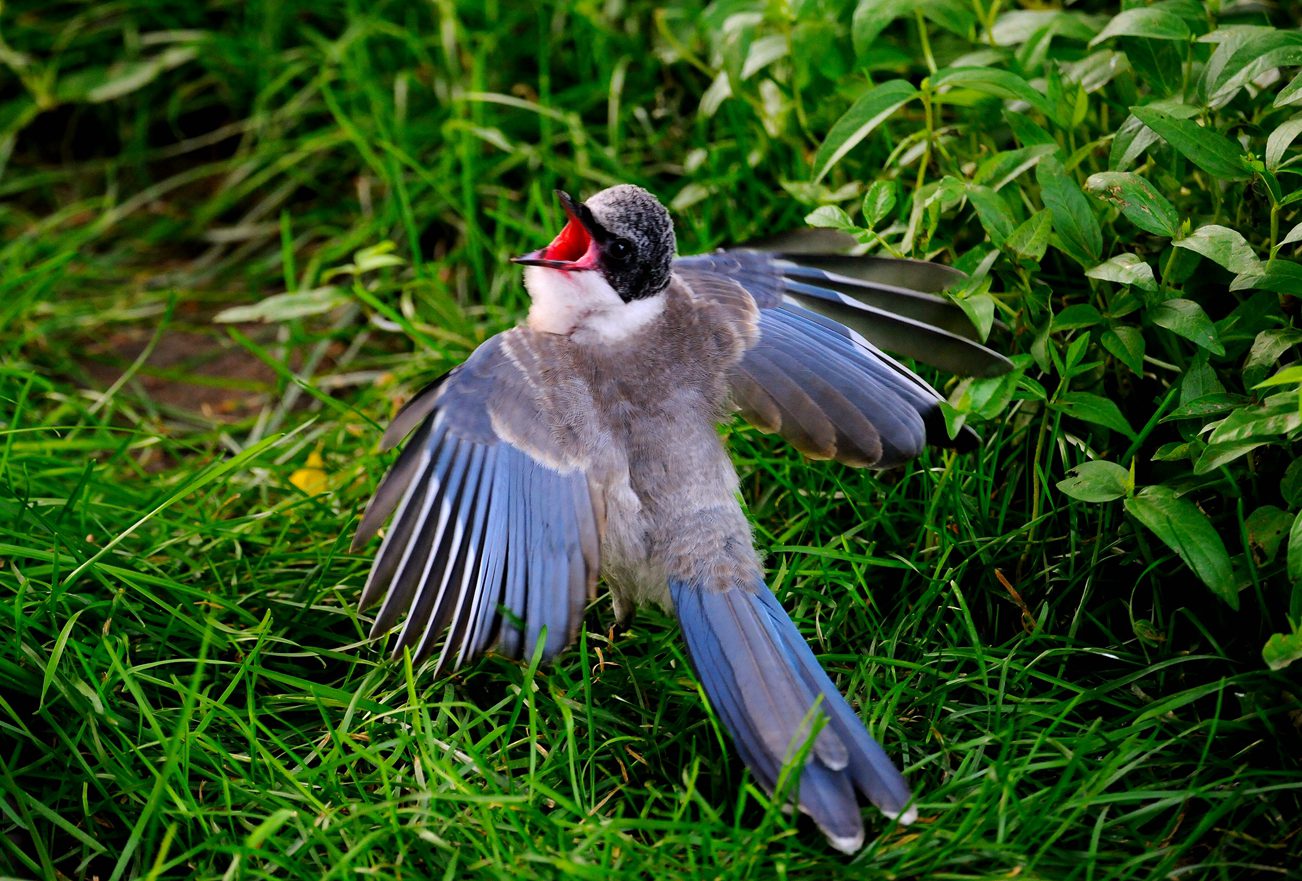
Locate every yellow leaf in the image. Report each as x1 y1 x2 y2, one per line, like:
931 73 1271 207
290 450 329 495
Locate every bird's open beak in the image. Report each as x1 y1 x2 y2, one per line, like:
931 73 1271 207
512 191 602 271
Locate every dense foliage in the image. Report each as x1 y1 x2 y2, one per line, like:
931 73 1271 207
2 1 1300 879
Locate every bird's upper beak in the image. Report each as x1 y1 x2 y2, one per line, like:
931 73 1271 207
512 191 604 271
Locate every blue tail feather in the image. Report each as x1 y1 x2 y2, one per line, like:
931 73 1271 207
671 578 914 853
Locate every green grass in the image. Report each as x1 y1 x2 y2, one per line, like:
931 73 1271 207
3 1 1301 878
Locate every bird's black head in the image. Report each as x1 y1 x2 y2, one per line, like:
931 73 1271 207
512 185 676 302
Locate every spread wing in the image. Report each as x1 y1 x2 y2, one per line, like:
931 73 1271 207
351 329 602 675
675 244 1011 468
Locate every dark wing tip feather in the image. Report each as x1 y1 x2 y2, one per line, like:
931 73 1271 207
671 578 914 852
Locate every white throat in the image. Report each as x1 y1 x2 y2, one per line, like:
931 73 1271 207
523 266 664 344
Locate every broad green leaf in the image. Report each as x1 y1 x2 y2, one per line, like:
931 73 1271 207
1037 159 1103 264
1124 485 1237 608
1063 49 1128 94
1086 253 1157 291
1089 8 1191 46
1203 394 1300 453
862 180 897 228
1246 505 1293 563
1262 623 1302 671
1005 109 1056 148
1150 298 1224 355
1110 102 1198 170
805 205 856 231
1290 511 1302 584
1194 440 1267 474
1207 36 1302 108
1172 224 1260 275
214 287 349 323
1266 116 1302 171
974 144 1059 192
1057 460 1132 503
991 10 1099 47
932 67 1057 122
1102 325 1146 375
1084 171 1180 238
1052 304 1104 331
1006 210 1052 261
1244 329 1302 387
852 0 921 58
1281 222 1302 247
1180 354 1224 404
812 80 918 182
919 0 979 39
1231 260 1302 296
1284 459 1302 508
1130 106 1252 180
1152 441 1190 461
740 35 789 80
1277 70 1302 108
1253 366 1302 390
1053 391 1137 438
965 184 1017 247
1164 394 1247 421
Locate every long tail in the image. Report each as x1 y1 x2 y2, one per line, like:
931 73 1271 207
671 578 914 853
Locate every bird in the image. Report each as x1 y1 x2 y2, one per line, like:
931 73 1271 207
350 184 1010 852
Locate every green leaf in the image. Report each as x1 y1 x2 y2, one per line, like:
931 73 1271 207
214 287 349 323
1206 34 1302 108
805 205 856 231
1262 624 1302 671
965 184 1017 247
1277 70 1302 108
1290 511 1302 585
1284 459 1302 507
1231 260 1302 296
1110 102 1199 171
1267 116 1302 173
1200 401 1280 445
1244 329 1302 387
852 0 921 58
1037 158 1103 264
1124 485 1237 608
1171 225 1260 275
1102 325 1146 375
812 80 918 182
1053 391 1137 438
975 144 1059 192
1149 298 1224 355
1057 460 1133 503
1246 505 1293 564
1253 366 1302 390
1006 209 1052 261
1089 8 1191 46
1052 304 1104 331
1193 440 1267 474
1281 222 1302 247
1086 253 1157 291
1163 394 1247 421
1130 106 1252 180
862 180 897 228
932 67 1057 123
1084 171 1180 238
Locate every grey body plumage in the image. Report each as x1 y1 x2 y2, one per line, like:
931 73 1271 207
352 184 1010 851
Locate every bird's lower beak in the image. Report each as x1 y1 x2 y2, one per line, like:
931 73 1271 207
511 190 599 270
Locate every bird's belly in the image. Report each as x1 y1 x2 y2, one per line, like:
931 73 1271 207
599 477 672 616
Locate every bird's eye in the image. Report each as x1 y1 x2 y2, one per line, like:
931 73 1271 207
607 238 634 263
